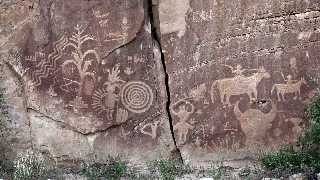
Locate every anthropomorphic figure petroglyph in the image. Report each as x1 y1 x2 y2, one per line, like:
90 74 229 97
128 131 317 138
231 64 245 77
172 100 195 143
92 64 125 118
211 67 271 106
234 99 277 145
271 77 307 101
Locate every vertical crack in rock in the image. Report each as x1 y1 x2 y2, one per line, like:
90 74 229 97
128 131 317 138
146 0 183 162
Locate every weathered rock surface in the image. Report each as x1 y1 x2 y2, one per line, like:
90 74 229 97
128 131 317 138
0 0 175 164
1 0 320 168
158 0 320 165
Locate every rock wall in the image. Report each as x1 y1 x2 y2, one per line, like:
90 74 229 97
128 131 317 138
1 0 320 167
158 0 320 166
0 0 175 165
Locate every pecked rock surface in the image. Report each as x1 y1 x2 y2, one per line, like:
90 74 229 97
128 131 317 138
0 0 175 164
158 0 320 166
1 0 320 168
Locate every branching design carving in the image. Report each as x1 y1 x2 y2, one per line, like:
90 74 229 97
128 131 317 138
62 24 101 96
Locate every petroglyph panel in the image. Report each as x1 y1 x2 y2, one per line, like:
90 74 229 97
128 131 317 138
159 0 320 165
1 0 175 163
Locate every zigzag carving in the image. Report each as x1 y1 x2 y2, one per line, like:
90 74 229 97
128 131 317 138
31 36 68 86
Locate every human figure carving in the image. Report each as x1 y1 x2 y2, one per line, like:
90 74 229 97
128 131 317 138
172 100 195 144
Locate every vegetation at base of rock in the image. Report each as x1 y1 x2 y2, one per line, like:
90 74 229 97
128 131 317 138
0 153 58 180
13 153 54 180
79 156 128 180
262 96 320 178
207 162 226 179
148 159 193 180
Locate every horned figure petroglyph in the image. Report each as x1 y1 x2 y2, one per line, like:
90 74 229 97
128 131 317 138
172 100 195 144
271 77 307 101
234 99 277 145
140 121 161 139
211 67 271 106
92 64 125 119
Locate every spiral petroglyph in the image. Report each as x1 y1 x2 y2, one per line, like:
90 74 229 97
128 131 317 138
120 81 154 113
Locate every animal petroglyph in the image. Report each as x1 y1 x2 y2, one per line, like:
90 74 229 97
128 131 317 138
234 99 277 145
140 121 161 139
271 77 307 101
120 81 154 114
211 67 271 106
172 100 195 144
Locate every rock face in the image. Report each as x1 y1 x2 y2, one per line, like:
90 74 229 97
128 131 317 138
1 0 320 167
158 0 320 165
1 0 174 164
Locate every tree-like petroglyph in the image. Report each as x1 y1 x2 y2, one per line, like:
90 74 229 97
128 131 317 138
271 77 308 101
120 81 154 114
61 24 101 96
211 67 271 106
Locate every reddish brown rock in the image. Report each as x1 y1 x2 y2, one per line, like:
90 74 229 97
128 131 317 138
158 0 320 165
1 0 175 164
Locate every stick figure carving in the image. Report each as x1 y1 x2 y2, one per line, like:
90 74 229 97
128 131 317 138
172 100 195 144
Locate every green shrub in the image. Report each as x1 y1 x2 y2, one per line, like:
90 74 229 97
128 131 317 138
80 156 127 180
0 159 15 178
148 159 193 180
261 96 320 177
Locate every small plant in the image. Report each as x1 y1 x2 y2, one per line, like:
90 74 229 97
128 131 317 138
148 159 193 180
0 159 15 178
80 156 128 180
261 96 320 178
207 162 225 179
13 153 52 180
